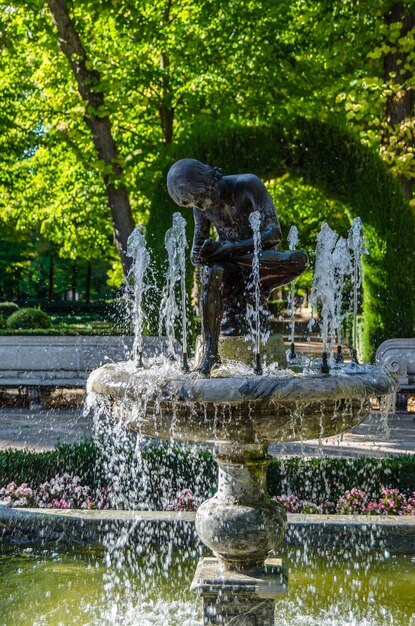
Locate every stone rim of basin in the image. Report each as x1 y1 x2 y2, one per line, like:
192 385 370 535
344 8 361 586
87 363 396 445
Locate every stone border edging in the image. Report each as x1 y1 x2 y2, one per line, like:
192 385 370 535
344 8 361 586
1 507 414 552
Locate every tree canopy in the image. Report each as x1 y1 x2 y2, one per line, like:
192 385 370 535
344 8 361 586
0 0 413 352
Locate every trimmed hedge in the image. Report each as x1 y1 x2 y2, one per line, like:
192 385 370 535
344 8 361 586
0 302 19 319
150 119 415 361
7 308 52 330
268 299 289 317
0 327 120 336
267 455 415 502
0 441 102 488
15 299 117 316
1 442 414 508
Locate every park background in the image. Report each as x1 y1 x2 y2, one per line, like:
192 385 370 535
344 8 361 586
0 0 414 361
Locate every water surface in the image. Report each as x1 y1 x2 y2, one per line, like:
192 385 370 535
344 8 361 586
1 544 414 625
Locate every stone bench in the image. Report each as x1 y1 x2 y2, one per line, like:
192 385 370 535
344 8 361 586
375 339 415 413
0 336 171 408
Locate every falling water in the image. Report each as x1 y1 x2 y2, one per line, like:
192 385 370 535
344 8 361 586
348 217 368 363
331 236 352 363
287 225 299 360
310 222 338 367
159 213 188 364
126 225 151 368
249 210 263 374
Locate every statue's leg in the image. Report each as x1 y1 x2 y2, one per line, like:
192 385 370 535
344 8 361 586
231 250 308 289
196 263 225 376
259 250 308 291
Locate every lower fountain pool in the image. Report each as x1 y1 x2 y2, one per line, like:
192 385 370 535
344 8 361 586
1 543 414 625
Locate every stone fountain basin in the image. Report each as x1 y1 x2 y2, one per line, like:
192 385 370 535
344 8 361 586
87 362 395 445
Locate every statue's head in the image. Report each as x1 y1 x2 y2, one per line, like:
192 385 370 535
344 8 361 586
167 158 222 211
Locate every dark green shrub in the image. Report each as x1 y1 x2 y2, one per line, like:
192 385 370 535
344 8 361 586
16 299 117 316
267 455 415 502
0 328 119 336
6 308 52 329
1 441 414 509
0 302 19 319
0 441 102 488
268 300 288 316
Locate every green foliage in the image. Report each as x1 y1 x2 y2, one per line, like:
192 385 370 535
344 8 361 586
268 300 288 317
0 327 117 336
0 0 414 338
6 307 52 330
1 442 413 509
267 455 415 502
0 441 102 488
0 302 19 319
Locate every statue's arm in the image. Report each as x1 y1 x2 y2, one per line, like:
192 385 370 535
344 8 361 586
208 226 280 261
191 208 211 265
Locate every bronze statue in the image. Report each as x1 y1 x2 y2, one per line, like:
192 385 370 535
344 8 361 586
167 158 308 375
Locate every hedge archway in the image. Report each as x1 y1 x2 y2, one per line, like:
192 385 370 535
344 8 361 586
147 119 415 362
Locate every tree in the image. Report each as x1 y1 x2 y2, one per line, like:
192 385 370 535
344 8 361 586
46 0 134 273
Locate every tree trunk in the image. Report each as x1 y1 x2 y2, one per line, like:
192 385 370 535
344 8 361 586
48 255 54 301
71 262 77 301
47 0 135 274
85 261 91 304
159 52 174 144
384 3 415 201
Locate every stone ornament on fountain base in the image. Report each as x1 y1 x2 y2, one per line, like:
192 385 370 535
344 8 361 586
191 557 288 625
195 334 287 369
192 443 287 625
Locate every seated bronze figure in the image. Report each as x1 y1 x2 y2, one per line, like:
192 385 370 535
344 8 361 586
167 158 308 375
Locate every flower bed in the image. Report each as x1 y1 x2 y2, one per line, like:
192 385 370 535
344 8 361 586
1 442 414 512
0 474 110 510
274 488 415 516
2 479 415 515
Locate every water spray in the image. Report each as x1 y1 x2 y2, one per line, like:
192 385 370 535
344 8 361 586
159 212 189 370
249 211 263 376
348 217 367 366
311 222 338 374
287 225 299 362
332 236 352 367
126 225 150 369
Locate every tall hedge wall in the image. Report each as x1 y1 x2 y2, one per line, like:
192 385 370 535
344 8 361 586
147 119 415 362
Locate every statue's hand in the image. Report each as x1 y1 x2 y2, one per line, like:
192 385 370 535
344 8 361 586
199 239 223 262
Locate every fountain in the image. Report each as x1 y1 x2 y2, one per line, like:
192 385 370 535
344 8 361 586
87 158 395 625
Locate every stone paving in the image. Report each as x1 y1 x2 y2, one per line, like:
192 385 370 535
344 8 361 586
0 403 413 457
0 406 92 451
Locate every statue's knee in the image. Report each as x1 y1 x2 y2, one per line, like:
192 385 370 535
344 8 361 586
292 250 308 270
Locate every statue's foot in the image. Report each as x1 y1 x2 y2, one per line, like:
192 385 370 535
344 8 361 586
195 353 221 377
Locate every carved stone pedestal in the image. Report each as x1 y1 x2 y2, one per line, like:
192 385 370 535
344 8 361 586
191 557 288 625
192 443 287 625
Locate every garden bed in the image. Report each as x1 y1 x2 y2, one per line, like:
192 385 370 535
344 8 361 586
1 442 414 514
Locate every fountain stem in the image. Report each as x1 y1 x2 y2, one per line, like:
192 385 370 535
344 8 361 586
254 352 263 376
351 347 359 365
288 341 297 361
181 351 189 373
136 350 144 369
192 442 287 624
321 351 330 373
